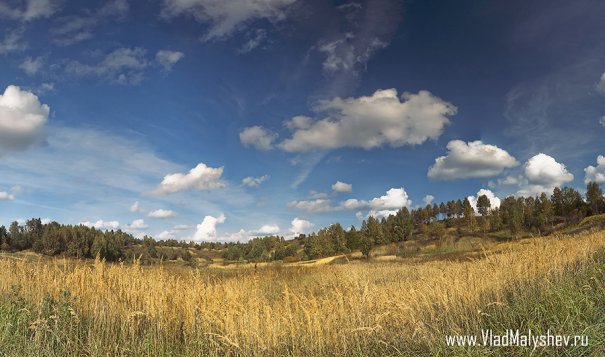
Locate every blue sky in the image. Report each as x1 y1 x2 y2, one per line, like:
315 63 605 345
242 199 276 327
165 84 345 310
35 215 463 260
1 0 605 242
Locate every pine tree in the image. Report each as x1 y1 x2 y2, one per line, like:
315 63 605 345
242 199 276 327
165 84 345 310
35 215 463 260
476 194 491 236
539 192 553 229
462 198 476 233
476 195 491 216
501 196 523 239
439 202 446 221
586 181 604 215
345 226 361 251
432 203 440 222
551 187 564 218
327 223 347 253
455 199 464 218
359 220 373 258
366 216 385 245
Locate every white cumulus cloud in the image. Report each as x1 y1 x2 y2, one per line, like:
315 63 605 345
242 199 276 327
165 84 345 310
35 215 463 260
467 189 501 214
517 153 574 196
0 191 15 200
216 229 250 243
332 180 352 192
423 194 434 206
239 126 277 151
287 199 333 213
128 219 148 230
148 209 177 218
80 219 120 231
428 140 518 180
129 201 144 213
254 224 280 235
284 115 312 130
158 230 176 240
368 188 411 210
191 213 226 242
289 187 411 215
279 89 456 152
365 188 411 218
524 153 574 187
242 175 269 187
584 155 605 184
289 217 313 236
151 162 225 195
213 222 282 243
0 85 49 152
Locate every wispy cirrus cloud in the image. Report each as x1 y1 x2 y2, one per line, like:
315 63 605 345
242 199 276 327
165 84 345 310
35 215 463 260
0 0 61 22
51 0 129 46
0 28 26 54
160 0 297 42
288 187 411 219
63 47 149 85
155 50 184 71
19 56 44 75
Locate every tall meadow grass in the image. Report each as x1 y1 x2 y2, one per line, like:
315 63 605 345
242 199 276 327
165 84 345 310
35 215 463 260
1 231 604 355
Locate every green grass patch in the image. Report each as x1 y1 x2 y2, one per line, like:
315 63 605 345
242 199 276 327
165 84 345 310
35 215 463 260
425 257 605 356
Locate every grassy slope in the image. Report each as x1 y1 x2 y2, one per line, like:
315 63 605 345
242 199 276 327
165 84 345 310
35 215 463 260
1 253 604 356
1 230 605 356
426 255 605 356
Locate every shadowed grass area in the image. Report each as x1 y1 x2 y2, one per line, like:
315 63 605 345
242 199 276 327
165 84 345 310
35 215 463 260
424 256 605 356
0 230 604 356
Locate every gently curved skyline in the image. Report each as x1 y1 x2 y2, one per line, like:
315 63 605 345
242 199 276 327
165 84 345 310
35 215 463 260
0 0 604 242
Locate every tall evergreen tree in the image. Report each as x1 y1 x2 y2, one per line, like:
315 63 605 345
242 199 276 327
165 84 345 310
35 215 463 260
551 187 564 217
462 198 476 232
586 181 604 215
359 220 373 258
345 226 361 251
455 199 464 218
539 192 554 229
476 194 491 236
439 202 446 220
0 226 9 250
365 216 386 245
476 195 491 216
501 196 523 238
327 223 347 253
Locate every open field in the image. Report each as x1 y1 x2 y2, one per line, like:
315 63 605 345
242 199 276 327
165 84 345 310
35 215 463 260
1 230 605 356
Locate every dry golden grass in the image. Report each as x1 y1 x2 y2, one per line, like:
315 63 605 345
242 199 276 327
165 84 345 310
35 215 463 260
1 230 605 355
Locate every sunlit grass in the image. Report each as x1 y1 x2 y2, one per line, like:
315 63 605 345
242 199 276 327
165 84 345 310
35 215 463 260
1 230 605 355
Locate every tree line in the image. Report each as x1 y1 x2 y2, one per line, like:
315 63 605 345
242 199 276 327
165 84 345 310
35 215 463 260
1 182 604 263
0 220 208 262
0 220 136 261
223 181 605 261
